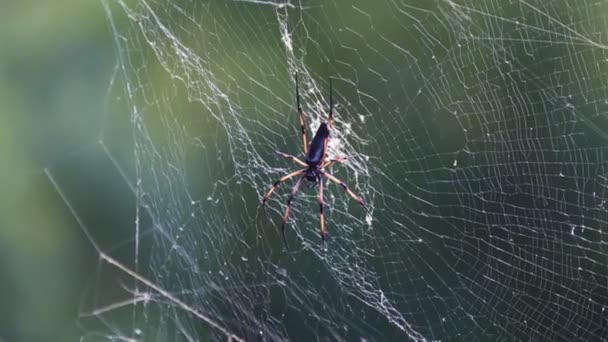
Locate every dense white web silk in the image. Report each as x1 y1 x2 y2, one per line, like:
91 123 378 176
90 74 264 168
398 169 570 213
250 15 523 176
73 1 608 340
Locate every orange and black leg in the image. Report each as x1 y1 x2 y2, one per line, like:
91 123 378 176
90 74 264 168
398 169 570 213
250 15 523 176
322 157 347 169
321 171 367 211
320 79 334 163
295 73 308 155
277 151 308 167
327 78 334 130
318 176 326 240
280 175 305 246
262 169 306 208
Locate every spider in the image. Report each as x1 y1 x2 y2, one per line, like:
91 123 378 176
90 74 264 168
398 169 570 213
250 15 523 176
262 74 367 244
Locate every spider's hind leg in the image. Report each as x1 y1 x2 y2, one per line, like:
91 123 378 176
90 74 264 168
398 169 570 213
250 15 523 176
321 170 368 211
318 176 326 241
261 168 306 210
280 175 305 248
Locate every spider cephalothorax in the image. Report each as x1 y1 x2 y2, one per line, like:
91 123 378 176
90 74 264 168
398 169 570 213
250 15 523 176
304 169 320 183
262 73 367 244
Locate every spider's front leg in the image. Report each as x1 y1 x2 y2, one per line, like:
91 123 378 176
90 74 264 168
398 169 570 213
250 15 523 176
319 79 334 164
277 151 307 167
295 73 309 155
322 157 347 169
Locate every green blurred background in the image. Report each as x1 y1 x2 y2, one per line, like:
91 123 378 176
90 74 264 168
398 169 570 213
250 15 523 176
0 1 129 340
2 0 608 341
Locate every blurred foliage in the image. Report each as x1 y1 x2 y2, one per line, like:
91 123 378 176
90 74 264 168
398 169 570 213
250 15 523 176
0 1 124 340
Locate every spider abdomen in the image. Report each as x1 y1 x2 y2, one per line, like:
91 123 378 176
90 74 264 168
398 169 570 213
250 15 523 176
306 123 329 166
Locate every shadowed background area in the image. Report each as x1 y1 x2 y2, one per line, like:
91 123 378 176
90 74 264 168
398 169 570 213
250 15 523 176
0 1 131 340
2 0 608 341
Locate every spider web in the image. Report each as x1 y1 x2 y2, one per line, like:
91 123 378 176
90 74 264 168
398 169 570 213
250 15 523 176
57 0 608 340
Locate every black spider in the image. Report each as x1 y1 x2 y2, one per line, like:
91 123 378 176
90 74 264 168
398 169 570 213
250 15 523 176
262 74 367 244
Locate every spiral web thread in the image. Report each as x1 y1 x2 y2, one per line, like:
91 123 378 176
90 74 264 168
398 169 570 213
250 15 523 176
57 0 608 340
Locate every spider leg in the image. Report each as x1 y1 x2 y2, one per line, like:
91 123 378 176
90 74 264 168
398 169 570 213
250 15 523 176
322 157 347 169
262 168 306 208
295 73 308 155
277 151 308 167
280 175 305 246
321 171 367 211
327 78 333 130
318 176 326 240
320 78 334 163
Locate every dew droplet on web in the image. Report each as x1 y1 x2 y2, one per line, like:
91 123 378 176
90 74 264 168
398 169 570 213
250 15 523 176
365 213 373 226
